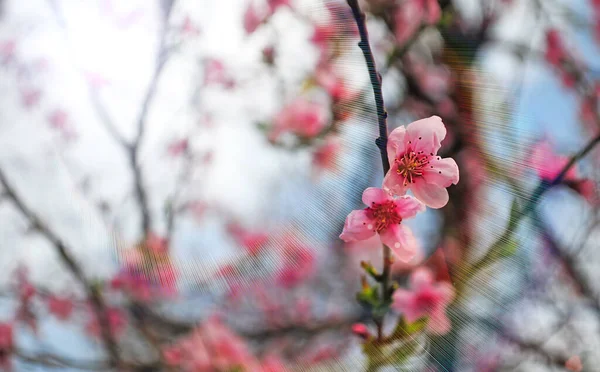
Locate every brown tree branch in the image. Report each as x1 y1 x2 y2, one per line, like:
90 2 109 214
0 169 121 367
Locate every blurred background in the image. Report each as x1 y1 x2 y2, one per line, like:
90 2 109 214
0 0 599 370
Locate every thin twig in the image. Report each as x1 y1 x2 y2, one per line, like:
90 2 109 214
346 0 392 342
0 169 121 367
461 132 600 287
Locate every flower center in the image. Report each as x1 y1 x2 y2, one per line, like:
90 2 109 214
395 151 430 185
365 200 402 233
414 290 439 312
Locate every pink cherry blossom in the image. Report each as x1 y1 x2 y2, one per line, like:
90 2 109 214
395 0 441 44
0 323 13 370
276 241 315 288
351 323 371 339
145 233 169 255
267 0 290 14
529 141 578 182
47 296 74 321
243 3 264 34
339 187 424 261
167 138 189 156
164 316 261 371
391 267 455 335
406 58 453 102
111 269 152 301
545 29 565 67
85 307 126 339
565 355 583 372
203 58 235 88
227 223 269 256
0 40 15 65
383 116 459 209
20 88 41 108
260 354 288 372
312 137 340 172
270 98 328 140
315 66 359 104
310 24 336 50
181 16 201 37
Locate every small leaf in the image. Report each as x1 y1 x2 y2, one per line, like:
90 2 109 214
390 317 427 340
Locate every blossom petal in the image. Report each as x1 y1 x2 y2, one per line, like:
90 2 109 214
410 267 434 290
425 0 442 24
383 170 409 196
392 289 421 323
436 282 456 305
427 311 451 335
362 187 390 206
412 178 449 209
423 157 459 187
406 116 446 154
387 125 408 165
380 224 418 262
339 210 376 242
393 195 425 220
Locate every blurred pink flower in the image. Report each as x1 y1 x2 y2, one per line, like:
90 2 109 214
267 0 290 14
243 3 264 34
167 139 189 157
0 323 13 370
85 307 126 339
165 316 261 371
111 270 152 301
0 40 15 65
351 323 371 339
260 354 288 372
339 187 424 261
383 116 459 209
270 98 328 140
315 66 359 104
392 267 455 335
407 59 453 102
565 355 583 372
395 0 441 44
47 296 74 321
529 141 578 181
181 16 201 36
545 29 565 67
20 88 41 108
311 24 336 50
145 233 169 255
276 241 315 288
227 223 269 256
47 109 69 130
47 109 78 140
312 137 340 172
203 59 235 88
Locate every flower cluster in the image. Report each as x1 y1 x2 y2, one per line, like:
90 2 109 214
340 116 459 259
340 116 459 335
163 316 287 372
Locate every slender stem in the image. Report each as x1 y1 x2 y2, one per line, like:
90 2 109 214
346 0 390 175
462 132 600 286
346 0 392 342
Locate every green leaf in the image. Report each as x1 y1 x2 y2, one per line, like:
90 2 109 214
390 317 427 340
356 285 380 307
